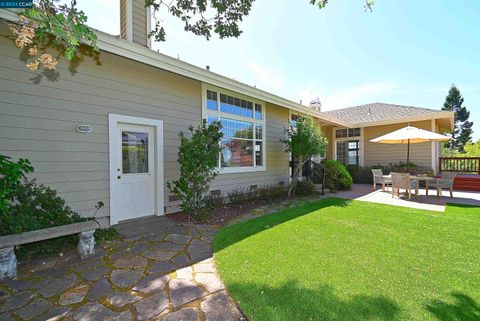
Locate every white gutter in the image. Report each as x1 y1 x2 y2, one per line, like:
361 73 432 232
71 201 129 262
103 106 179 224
0 10 349 127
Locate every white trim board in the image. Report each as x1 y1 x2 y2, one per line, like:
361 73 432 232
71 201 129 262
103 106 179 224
108 113 164 225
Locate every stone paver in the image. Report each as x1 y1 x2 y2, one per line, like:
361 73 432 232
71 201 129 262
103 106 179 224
201 291 241 321
73 302 117 321
162 308 199 321
132 274 169 294
15 298 52 320
134 291 168 321
1 207 298 321
169 279 205 308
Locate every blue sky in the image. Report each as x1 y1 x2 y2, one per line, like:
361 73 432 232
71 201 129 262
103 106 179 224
78 0 479 140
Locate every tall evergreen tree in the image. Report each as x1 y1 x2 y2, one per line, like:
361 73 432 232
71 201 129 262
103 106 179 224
441 85 473 153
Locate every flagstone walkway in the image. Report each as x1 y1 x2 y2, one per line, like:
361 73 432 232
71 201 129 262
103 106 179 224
0 220 242 321
0 196 320 321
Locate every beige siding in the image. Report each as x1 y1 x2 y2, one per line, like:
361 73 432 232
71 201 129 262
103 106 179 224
363 120 434 168
119 0 148 47
321 126 334 160
0 25 291 223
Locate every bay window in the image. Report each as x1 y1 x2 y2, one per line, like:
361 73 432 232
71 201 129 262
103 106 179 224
204 86 265 173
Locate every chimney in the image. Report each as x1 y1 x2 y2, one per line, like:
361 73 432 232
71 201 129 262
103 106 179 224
120 0 151 48
309 98 322 112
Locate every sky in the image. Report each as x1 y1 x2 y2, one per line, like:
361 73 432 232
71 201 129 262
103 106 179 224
77 0 479 140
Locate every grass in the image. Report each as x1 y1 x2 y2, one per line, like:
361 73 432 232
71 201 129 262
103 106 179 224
214 198 480 321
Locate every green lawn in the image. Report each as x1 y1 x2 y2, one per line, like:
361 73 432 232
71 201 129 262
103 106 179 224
213 198 480 321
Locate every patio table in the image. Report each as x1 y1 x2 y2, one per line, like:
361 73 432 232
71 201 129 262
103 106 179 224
410 176 435 195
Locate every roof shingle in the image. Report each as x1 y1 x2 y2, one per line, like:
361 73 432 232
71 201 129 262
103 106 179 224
323 102 445 126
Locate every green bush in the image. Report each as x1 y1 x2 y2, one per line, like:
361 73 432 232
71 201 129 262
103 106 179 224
347 163 434 184
204 192 226 210
322 160 353 191
257 184 286 202
294 180 316 196
227 187 251 205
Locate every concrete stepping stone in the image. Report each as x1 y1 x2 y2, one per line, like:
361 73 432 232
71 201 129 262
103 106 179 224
0 313 15 321
113 255 148 269
4 278 41 292
110 269 143 288
0 291 35 313
132 274 169 294
134 291 168 321
176 266 193 280
107 292 141 308
152 242 185 252
59 284 90 305
73 302 117 321
169 279 205 308
162 308 199 321
14 298 51 320
193 262 215 273
117 310 132 321
200 291 241 321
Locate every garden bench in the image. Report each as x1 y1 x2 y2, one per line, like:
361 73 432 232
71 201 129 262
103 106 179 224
0 220 100 279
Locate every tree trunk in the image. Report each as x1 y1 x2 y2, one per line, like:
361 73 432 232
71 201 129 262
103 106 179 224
288 157 308 197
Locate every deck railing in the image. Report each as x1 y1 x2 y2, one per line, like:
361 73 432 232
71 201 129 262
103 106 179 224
439 157 480 174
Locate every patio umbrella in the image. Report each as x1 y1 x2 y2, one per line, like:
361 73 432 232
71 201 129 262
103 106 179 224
369 125 451 164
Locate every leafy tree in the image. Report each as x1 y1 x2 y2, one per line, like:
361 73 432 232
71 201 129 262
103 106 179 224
281 117 328 197
442 85 473 153
10 0 373 72
0 155 34 211
463 140 480 157
167 120 223 221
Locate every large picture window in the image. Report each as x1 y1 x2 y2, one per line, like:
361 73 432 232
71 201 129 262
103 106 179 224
204 87 265 172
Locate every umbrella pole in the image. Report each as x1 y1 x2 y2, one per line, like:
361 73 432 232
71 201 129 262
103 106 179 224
407 139 410 165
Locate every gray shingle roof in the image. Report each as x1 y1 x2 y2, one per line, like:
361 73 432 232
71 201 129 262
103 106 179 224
323 102 445 126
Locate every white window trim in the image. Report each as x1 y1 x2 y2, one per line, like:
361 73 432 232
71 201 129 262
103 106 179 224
201 83 266 174
333 126 364 166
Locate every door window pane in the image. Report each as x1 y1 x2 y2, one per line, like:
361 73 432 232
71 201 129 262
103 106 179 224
221 139 253 167
122 131 148 174
255 141 263 166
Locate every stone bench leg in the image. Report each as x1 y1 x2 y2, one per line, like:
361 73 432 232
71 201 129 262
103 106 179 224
0 246 17 279
78 230 96 259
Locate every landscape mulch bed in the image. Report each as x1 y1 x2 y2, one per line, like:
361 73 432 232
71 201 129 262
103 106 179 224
166 201 268 225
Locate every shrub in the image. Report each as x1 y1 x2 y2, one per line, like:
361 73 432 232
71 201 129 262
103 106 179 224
227 187 251 205
167 120 223 222
347 162 434 184
322 160 353 191
1 178 88 258
0 155 33 210
294 180 316 196
204 192 226 210
257 184 286 202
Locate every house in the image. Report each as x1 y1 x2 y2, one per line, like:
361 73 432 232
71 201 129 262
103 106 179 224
0 5 453 226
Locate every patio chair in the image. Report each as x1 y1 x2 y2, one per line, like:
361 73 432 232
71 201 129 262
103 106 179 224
428 172 457 197
372 169 392 192
391 172 418 200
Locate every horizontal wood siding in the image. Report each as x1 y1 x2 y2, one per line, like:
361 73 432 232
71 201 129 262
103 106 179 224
363 120 434 168
131 0 147 46
0 25 291 222
0 25 201 220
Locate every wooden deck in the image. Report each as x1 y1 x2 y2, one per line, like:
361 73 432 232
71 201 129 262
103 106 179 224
453 174 480 192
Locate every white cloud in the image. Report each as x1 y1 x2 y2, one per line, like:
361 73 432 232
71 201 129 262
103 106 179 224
242 56 284 90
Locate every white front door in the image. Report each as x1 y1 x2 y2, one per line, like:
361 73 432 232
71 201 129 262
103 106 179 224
113 123 156 222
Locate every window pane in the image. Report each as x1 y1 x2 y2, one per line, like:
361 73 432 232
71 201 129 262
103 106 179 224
218 94 254 118
221 139 254 167
255 141 263 166
207 115 217 125
221 118 253 139
255 125 263 140
336 129 348 138
336 141 347 165
255 103 263 120
207 99 218 111
348 128 360 137
122 131 148 174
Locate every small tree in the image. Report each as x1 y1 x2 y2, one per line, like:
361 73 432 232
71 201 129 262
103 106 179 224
281 117 328 197
167 120 223 221
442 85 473 153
